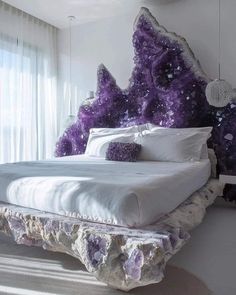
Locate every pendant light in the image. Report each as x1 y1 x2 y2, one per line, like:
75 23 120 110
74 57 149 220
61 16 76 132
205 0 236 107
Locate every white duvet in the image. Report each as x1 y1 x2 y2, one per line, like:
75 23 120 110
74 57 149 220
0 155 211 227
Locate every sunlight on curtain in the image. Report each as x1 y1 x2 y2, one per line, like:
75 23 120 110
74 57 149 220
0 1 58 163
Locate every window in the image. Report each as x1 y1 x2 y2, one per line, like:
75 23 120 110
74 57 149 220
0 34 57 163
0 2 58 164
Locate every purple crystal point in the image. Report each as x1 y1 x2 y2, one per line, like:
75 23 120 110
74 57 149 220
7 216 25 233
123 249 144 281
129 7 209 128
87 234 107 268
80 64 126 129
55 64 125 157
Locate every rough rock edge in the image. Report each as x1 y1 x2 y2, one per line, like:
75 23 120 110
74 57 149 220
134 7 209 81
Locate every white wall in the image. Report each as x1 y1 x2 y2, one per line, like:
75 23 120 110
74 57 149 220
171 199 236 295
57 0 236 120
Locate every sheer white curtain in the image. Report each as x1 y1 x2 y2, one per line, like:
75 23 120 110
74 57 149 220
0 1 58 163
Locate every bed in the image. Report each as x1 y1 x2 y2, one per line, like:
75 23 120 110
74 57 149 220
0 178 223 291
0 7 231 291
0 155 211 228
0 143 224 291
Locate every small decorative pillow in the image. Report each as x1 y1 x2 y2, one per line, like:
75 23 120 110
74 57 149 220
106 142 141 162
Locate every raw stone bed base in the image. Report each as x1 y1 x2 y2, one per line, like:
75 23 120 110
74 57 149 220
0 179 223 291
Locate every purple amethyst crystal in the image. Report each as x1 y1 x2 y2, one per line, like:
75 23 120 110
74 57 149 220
123 248 144 281
87 234 107 268
55 123 87 156
55 7 209 158
44 220 60 235
55 65 125 157
206 104 236 201
54 7 236 201
18 234 43 247
63 222 74 235
106 142 141 162
7 216 25 233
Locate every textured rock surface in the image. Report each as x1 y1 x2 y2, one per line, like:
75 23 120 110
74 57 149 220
206 104 236 202
0 179 223 291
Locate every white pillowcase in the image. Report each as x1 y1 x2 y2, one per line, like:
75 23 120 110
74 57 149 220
146 124 213 136
85 132 136 157
85 125 148 157
135 131 210 162
145 125 212 160
85 124 212 161
89 124 148 136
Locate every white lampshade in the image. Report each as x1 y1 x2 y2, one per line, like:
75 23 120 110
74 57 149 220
205 79 236 107
205 0 236 108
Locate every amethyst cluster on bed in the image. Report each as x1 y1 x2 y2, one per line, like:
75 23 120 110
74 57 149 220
106 142 141 162
55 7 236 201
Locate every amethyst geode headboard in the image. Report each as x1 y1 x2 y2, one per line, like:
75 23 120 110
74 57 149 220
55 7 235 202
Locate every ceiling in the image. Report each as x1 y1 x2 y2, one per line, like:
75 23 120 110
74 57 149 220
3 0 139 28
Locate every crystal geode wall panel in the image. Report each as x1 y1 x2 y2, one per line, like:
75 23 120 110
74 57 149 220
55 7 236 201
55 7 209 157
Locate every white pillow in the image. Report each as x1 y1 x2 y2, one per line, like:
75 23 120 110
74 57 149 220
146 124 213 136
145 125 212 160
85 132 136 157
89 124 148 136
135 131 209 162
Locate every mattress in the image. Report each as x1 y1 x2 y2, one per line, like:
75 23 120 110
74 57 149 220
0 155 211 227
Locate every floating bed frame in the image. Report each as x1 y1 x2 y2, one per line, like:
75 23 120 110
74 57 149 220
0 180 223 291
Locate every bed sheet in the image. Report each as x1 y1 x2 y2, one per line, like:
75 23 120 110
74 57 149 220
0 155 211 227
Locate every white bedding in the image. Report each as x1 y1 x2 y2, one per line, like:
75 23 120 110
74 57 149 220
0 155 211 227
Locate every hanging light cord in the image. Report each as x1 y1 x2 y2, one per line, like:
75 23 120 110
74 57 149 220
218 0 221 80
69 17 72 115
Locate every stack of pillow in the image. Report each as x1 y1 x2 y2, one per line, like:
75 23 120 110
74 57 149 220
85 124 212 163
